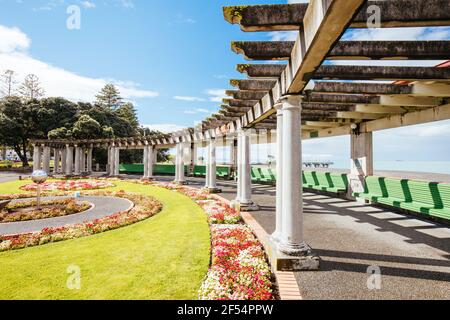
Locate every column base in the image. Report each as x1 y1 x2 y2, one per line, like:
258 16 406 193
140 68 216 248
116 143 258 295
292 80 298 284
204 187 222 194
239 201 260 212
174 180 187 185
267 238 320 271
142 177 154 182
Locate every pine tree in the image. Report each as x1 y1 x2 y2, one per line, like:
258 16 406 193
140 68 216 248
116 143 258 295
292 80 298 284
95 84 123 109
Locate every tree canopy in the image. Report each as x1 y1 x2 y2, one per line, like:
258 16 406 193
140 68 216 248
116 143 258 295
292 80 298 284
0 82 170 167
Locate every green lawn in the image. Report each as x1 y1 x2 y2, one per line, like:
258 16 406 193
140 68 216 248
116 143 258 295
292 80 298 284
0 180 211 300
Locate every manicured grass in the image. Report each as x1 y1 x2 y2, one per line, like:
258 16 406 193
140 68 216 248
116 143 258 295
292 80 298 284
0 180 211 300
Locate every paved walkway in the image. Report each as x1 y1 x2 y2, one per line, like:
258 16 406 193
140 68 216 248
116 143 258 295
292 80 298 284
0 196 133 235
151 175 450 300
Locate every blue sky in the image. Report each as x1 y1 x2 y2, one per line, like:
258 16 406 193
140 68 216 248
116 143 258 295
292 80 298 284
0 0 449 163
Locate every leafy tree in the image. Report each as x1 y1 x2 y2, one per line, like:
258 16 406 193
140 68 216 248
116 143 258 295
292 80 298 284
72 115 102 139
37 97 79 136
0 97 41 166
95 84 123 109
18 74 45 100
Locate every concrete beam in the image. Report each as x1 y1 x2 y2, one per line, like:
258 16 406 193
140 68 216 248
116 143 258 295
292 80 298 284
232 41 294 60
329 41 450 60
230 79 277 91
360 103 450 132
336 112 385 120
313 65 450 81
225 90 267 100
313 82 412 95
224 1 450 32
223 4 307 31
223 99 259 108
238 64 286 77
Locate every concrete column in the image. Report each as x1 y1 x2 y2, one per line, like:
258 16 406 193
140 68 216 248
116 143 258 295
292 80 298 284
74 146 81 176
189 143 196 176
175 143 185 183
272 103 284 242
106 147 111 175
230 138 238 178
32 145 41 171
153 148 158 164
109 146 115 176
277 96 319 269
205 139 221 192
65 145 74 176
42 146 51 174
348 131 374 197
53 149 60 175
61 149 67 174
87 148 93 174
1 148 6 161
147 146 154 179
80 149 86 173
114 148 120 176
143 146 149 179
235 134 242 202
239 131 258 211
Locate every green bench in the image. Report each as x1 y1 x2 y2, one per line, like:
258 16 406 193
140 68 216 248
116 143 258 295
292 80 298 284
192 165 231 178
119 164 144 174
303 171 348 194
353 177 450 222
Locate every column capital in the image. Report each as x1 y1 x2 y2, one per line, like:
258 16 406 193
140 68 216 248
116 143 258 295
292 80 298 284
279 94 303 110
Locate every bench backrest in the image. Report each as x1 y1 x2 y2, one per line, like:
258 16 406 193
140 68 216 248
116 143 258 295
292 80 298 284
406 180 440 207
437 183 450 208
384 178 410 202
364 176 388 197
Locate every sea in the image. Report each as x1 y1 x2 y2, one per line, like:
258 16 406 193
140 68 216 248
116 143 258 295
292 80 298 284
330 160 450 175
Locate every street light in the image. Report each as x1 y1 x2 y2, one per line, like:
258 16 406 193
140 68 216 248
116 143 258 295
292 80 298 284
31 170 48 210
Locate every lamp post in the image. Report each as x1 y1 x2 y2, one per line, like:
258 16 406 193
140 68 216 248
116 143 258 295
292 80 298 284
31 170 48 210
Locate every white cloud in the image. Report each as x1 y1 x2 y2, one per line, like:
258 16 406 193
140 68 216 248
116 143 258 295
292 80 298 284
143 123 186 133
0 25 158 102
80 1 96 9
174 96 205 102
0 25 30 53
184 108 212 114
205 89 227 103
343 27 450 41
268 31 298 42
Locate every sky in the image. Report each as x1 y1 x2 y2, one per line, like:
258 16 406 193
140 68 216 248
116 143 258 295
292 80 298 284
0 0 449 163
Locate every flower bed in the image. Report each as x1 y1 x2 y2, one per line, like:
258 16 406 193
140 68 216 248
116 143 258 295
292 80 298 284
0 199 92 223
199 225 273 300
20 180 115 192
138 180 273 300
0 190 162 252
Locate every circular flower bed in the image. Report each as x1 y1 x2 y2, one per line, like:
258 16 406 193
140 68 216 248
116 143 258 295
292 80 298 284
0 199 92 223
20 180 115 192
0 190 162 252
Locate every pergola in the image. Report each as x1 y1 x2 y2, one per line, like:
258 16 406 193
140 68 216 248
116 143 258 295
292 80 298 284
33 0 450 271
